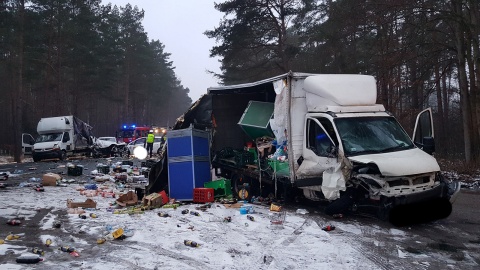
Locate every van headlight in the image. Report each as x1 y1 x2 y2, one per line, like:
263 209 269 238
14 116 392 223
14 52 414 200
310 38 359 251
53 144 60 150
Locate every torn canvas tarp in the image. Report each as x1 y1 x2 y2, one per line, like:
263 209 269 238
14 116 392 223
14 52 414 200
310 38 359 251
73 116 94 146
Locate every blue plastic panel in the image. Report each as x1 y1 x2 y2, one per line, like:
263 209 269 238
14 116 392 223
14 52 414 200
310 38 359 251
192 136 209 156
168 162 194 200
168 137 192 157
167 127 211 201
193 161 211 188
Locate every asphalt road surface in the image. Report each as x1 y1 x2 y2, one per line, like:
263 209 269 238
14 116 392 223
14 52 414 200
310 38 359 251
1 157 479 269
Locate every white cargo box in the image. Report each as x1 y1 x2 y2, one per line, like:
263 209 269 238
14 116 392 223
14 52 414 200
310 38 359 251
303 74 379 112
37 116 73 134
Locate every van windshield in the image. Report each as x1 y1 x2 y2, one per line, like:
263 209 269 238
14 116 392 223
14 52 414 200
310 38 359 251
36 133 63 143
334 116 414 156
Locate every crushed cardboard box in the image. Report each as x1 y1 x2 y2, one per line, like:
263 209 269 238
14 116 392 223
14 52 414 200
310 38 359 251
67 198 97 209
116 191 138 207
142 193 164 208
42 173 61 186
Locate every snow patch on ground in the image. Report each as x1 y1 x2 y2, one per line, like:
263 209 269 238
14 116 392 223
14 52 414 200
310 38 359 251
0 180 381 269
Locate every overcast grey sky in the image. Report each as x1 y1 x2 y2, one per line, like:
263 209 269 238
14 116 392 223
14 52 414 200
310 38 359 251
103 0 223 102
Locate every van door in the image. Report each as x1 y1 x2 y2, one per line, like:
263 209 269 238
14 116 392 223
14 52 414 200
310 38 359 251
297 118 338 178
412 108 435 154
22 133 35 155
63 131 72 151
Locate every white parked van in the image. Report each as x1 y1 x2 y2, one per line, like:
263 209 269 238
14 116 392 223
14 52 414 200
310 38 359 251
23 116 94 162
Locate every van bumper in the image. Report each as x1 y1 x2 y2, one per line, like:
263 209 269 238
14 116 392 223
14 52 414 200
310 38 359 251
33 150 62 160
389 182 449 206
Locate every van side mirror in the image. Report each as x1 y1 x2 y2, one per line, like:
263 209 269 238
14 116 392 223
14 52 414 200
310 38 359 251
420 137 435 155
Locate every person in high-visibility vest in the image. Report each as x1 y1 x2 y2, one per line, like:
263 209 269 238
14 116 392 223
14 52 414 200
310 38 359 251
144 130 155 158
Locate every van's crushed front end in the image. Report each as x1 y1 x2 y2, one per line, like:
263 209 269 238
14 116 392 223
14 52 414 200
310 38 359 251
346 149 460 224
329 115 460 224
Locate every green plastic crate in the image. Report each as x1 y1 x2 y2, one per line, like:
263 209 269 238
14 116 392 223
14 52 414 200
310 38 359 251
238 101 275 139
204 178 232 197
268 160 290 176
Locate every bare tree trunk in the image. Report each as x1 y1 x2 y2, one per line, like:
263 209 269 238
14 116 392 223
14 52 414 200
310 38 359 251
469 0 480 160
124 48 131 123
452 0 472 162
435 63 445 155
442 69 449 124
13 0 25 163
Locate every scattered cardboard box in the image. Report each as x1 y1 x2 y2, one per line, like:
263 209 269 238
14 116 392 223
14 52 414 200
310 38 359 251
67 198 97 209
270 203 282 212
67 208 86 214
223 202 243 209
142 193 164 209
42 173 61 186
116 191 138 207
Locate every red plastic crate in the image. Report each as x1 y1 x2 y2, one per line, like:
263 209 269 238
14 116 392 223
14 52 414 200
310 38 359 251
158 190 169 205
193 188 215 203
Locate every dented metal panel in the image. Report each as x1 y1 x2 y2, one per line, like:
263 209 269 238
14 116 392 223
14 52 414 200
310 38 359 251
348 148 440 176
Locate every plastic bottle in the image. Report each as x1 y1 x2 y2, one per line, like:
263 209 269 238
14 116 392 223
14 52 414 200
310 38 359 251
97 238 106 244
58 246 75 252
190 211 200 216
181 209 189 214
157 212 170 217
223 216 232 222
184 240 200 247
78 214 87 219
45 238 52 247
6 219 21 226
322 225 335 231
6 233 14 240
89 213 97 218
16 254 43 264
112 228 124 239
31 247 45 256
247 215 255 221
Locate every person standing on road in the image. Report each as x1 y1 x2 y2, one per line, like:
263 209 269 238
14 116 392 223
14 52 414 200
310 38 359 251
144 130 155 158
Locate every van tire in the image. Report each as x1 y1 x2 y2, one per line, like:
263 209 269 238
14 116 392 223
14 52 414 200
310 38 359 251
232 174 253 201
33 156 40 162
325 189 354 216
59 150 67 161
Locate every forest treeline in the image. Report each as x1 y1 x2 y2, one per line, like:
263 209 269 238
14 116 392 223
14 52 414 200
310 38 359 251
207 0 480 163
0 0 192 161
2 0 480 164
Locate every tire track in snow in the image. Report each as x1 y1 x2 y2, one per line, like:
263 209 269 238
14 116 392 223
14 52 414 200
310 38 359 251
117 241 211 269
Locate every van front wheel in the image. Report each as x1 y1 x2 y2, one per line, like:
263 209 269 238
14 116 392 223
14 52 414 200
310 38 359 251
325 189 354 216
59 150 67 161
